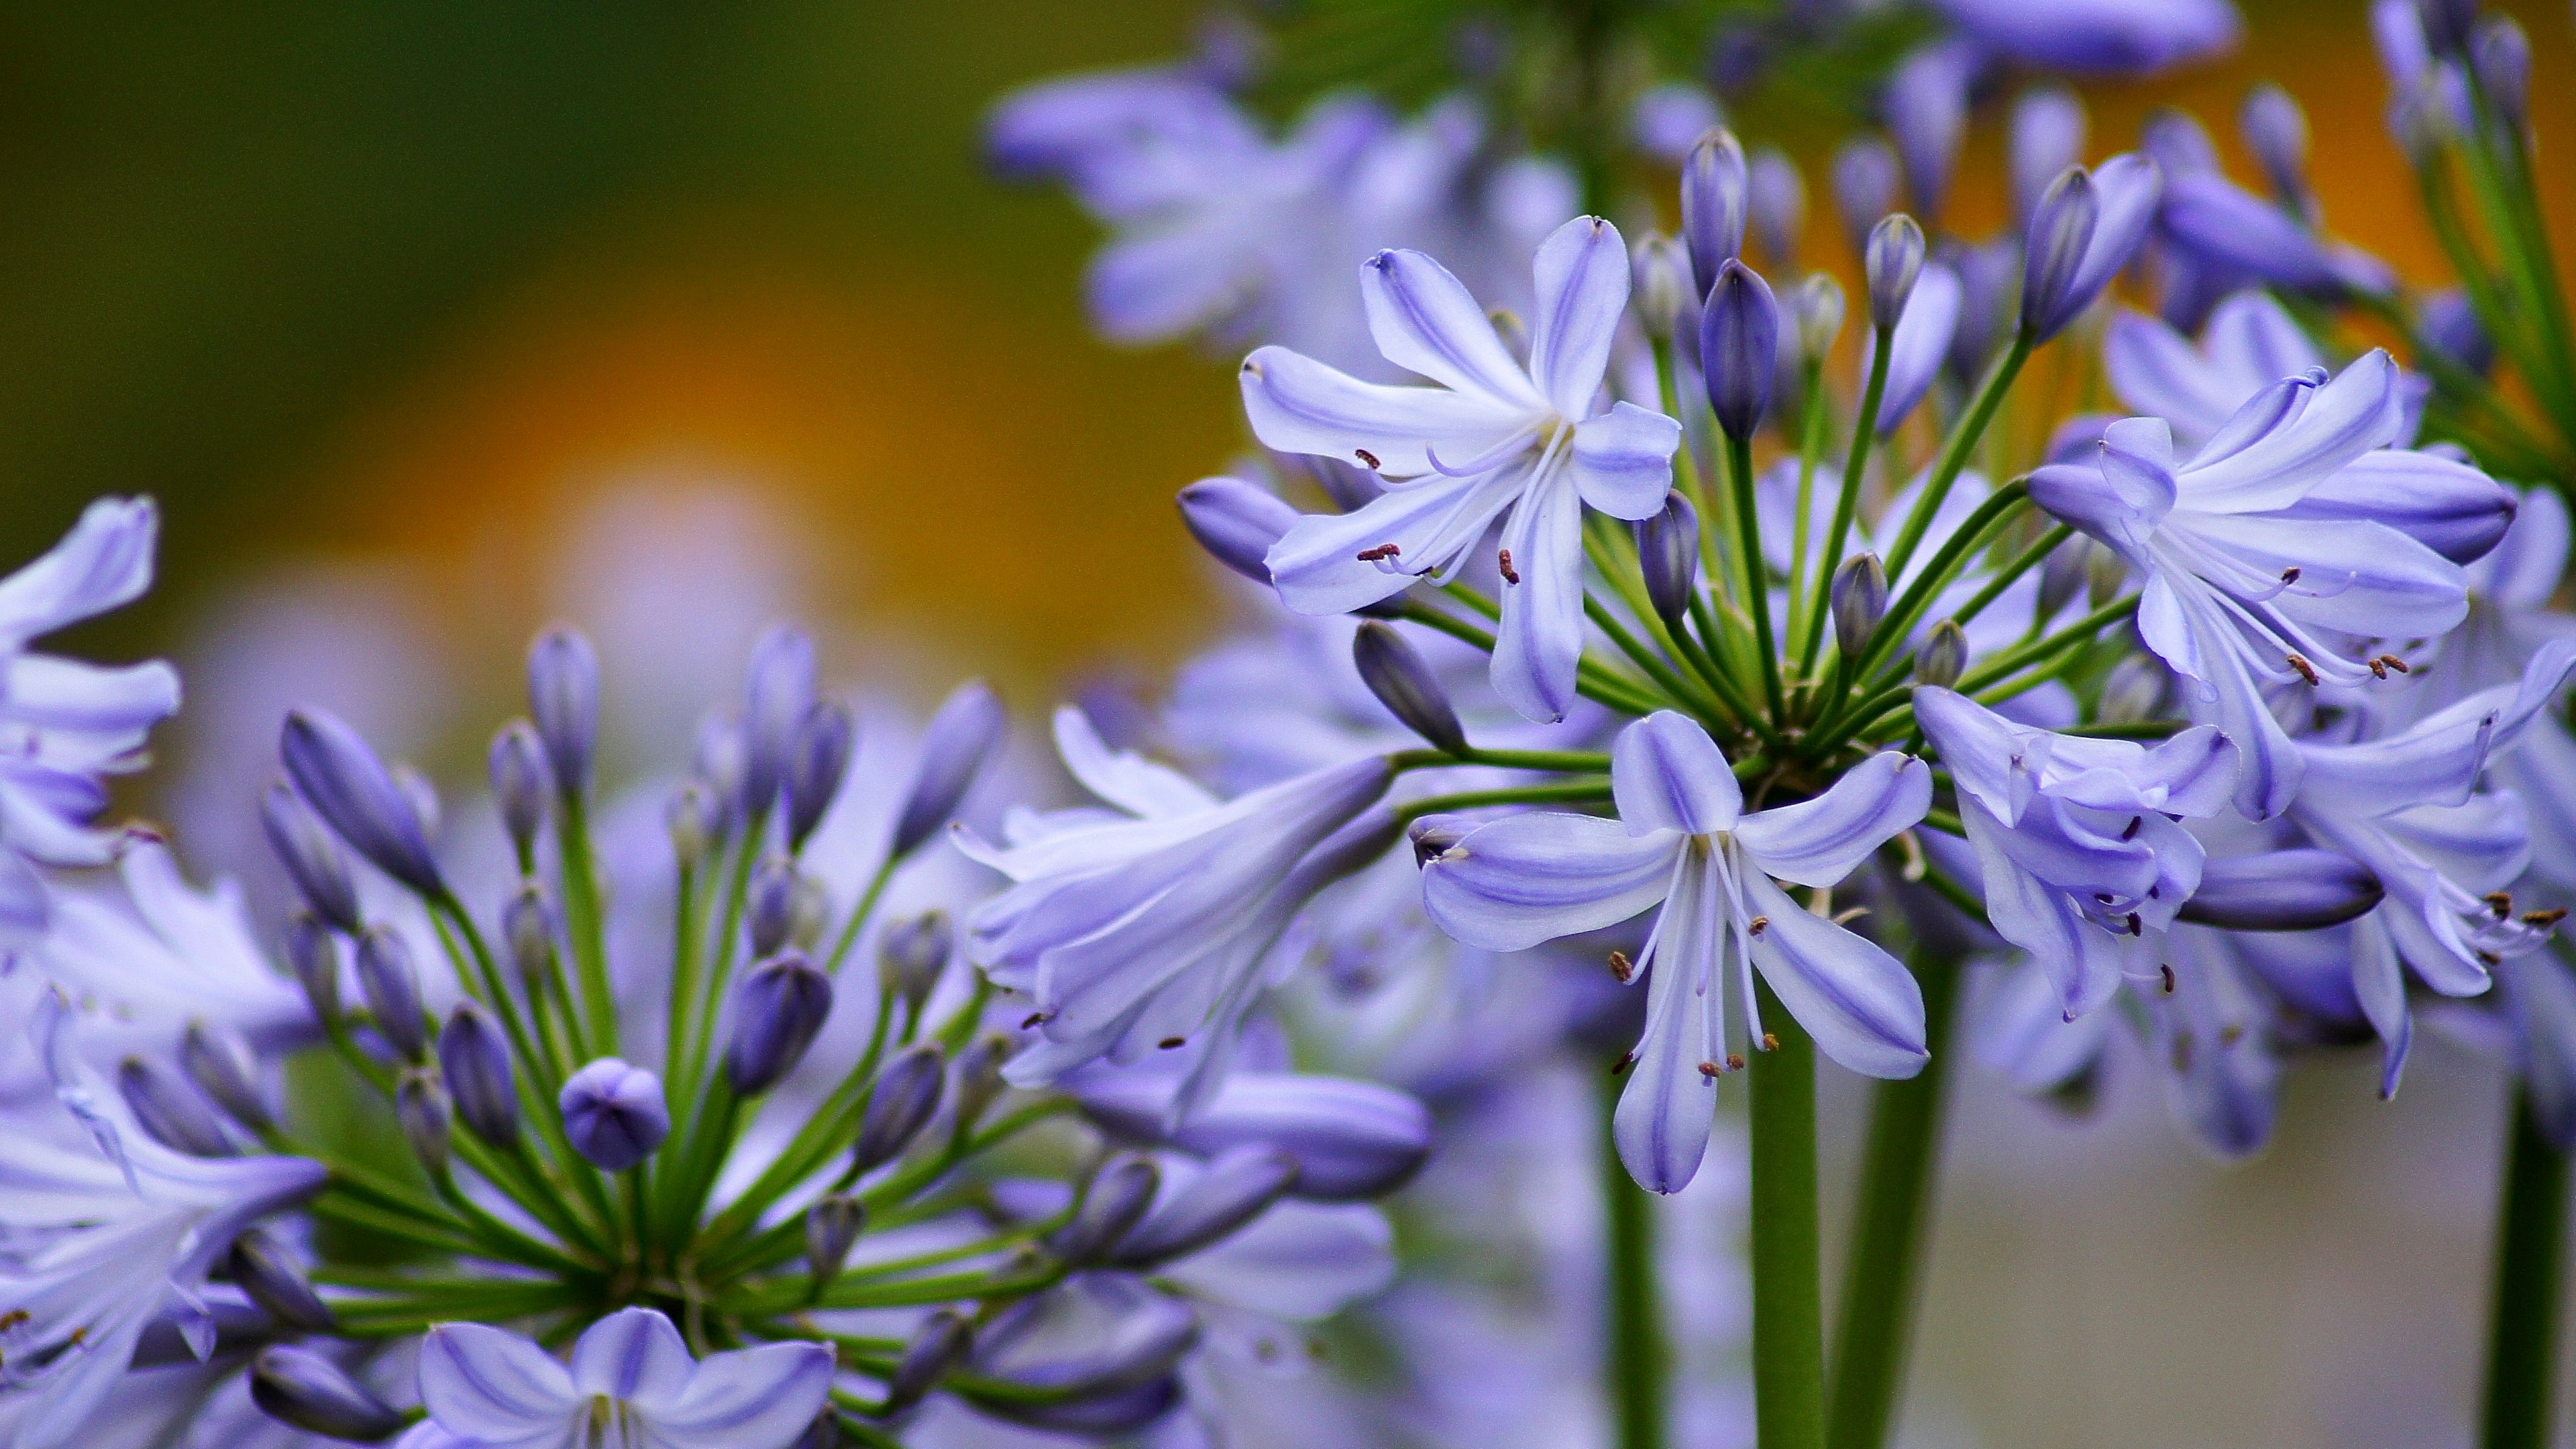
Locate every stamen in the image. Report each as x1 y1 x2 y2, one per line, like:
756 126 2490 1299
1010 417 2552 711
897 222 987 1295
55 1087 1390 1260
2524 908 2568 928
1607 950 1634 983
2379 654 2412 674
2125 912 2143 935
1020 1011 1053 1029
2219 1022 2246 1046
1747 915 1770 937
2369 657 2388 680
1353 449 1380 470
1355 543 1401 563
1157 1036 1186 1049
2286 653 2320 686
1760 1032 1780 1051
1610 1051 1636 1075
1725 1053 1746 1071
2479 951 2502 966
2486 892 2514 919
2121 816 2142 841
2279 566 2302 585
1497 548 1520 585
1698 1061 1721 1079
2159 964 2176 994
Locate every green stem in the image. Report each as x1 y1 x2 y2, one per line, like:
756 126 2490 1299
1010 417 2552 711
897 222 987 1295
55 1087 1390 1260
555 791 619 1057
1803 324 1893 672
2479 1083 2570 1449
1729 432 1788 722
1601 1071 1667 1449
1748 977 1825 1449
1881 333 2034 582
1824 952 1963 1449
1392 781 1617 826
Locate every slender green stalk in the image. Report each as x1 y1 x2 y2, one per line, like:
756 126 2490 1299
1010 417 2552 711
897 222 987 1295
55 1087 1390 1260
1784 359 1829 655
1825 952 1964 1449
2479 1084 2570 1449
1728 432 1788 721
1748 977 1825 1449
822 855 902 979
1803 324 1895 671
1881 333 2035 582
1393 781 1616 825
1389 746 1615 773
1600 1073 1667 1449
555 791 619 1057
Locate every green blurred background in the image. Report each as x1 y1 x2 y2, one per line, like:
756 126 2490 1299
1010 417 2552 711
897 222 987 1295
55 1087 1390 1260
6 3 2575 1445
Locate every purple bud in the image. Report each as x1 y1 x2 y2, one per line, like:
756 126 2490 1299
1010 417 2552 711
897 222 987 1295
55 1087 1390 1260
560 1058 669 1172
884 1309 974 1414
748 854 801 960
2474 17 2530 133
1699 259 1780 439
1352 623 1466 754
526 627 600 798
1177 476 1297 585
965 1281 1199 1421
2240 83 2311 213
853 1042 947 1175
504 881 557 992
2010 87 2087 230
262 783 362 933
805 1193 866 1289
1793 273 1845 363
1632 233 1694 341
355 926 428 1061
181 1021 272 1133
894 680 1005 857
1680 127 1748 296
2374 0 2434 86
1831 553 1888 663
120 1055 235 1157
1946 238 2020 378
2180 849 2385 930
1831 137 1900 260
1110 1146 1299 1268
1913 619 1967 689
726 951 835 1096
280 709 445 897
250 1346 405 1442
2422 287 2496 376
439 1001 520 1147
1071 1071 1432 1201
2414 0 2477 54
286 913 341 1018
396 1067 451 1177
1865 215 1925 332
781 702 855 850
488 720 551 860
2037 535 2092 620
2141 107 2220 180
742 625 818 820
2020 167 2099 341
877 911 952 1015
229 1228 335 1333
1884 40 1973 226
694 714 749 827
1747 146 1805 270
951 1031 1008 1130
1635 491 1701 629
1053 1153 1163 1266
393 765 442 845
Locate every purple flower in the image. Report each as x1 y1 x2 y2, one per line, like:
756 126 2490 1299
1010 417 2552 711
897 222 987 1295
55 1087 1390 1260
1883 41 1976 226
1422 712 1930 1191
1864 261 1963 435
1245 217 1682 722
559 1058 670 1173
1929 0 2241 76
412 1307 832 1449
2019 154 2165 342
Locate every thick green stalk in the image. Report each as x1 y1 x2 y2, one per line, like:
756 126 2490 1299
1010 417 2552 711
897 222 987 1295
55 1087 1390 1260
1802 324 1895 672
2480 1084 2570 1449
1881 333 2035 582
1600 1073 1668 1449
1728 432 1788 722
1750 978 1825 1449
1825 952 1963 1449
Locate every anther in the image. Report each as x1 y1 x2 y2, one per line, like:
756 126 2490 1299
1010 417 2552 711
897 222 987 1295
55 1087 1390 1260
1355 543 1401 563
1611 1051 1636 1075
2369 657 2389 680
2159 964 2176 994
1607 950 1634 983
1497 548 1520 585
1748 915 1770 937
2125 912 2143 936
2121 816 2142 841
1698 1061 1721 1079
1760 1032 1780 1051
1726 1053 1746 1071
2479 950 2503 966
2286 653 2320 686
1157 1036 1186 1049
2524 908 2569 928
2219 1022 2246 1046
1020 1011 1052 1029
2487 892 2514 918
1353 449 1380 470
2279 566 2302 585
2379 654 2411 674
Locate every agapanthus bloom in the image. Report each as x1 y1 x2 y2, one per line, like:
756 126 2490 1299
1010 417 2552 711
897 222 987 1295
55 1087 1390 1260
405 1307 834 1449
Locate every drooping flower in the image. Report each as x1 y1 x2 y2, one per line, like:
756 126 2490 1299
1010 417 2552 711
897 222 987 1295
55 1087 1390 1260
403 1307 833 1449
1422 712 1931 1191
1245 216 1682 722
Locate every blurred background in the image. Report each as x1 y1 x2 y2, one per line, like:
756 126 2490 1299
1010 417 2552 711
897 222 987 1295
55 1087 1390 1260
5 1 2573 1444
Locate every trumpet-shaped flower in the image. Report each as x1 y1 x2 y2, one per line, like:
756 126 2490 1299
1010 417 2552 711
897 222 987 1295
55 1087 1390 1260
1245 215 1682 722
404 1307 832 1449
1421 712 1931 1191
2029 350 2468 818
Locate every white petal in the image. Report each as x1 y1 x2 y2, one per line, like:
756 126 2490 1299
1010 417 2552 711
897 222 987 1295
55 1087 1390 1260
1359 248 1543 407
1527 216 1629 418
1734 752 1929 887
645 1342 836 1449
1421 812 1678 951
570 1307 697 1407
1741 869 1927 1079
1240 345 1526 480
1610 712 1743 837
1489 476 1588 723
419 1323 580 1442
1568 402 1680 519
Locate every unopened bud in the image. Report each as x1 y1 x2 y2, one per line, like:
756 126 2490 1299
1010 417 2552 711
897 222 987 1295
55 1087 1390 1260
2414 0 2477 54
2178 849 2385 931
951 1032 1009 1131
877 912 952 1013
2009 87 2086 230
2019 168 2098 343
1177 476 1299 584
2422 288 2496 376
1864 215 1925 333
1831 137 1900 260
286 913 341 1019
439 1001 521 1148
504 883 557 993
2473 17 2530 133
120 1055 235 1157
488 720 551 860
1635 492 1702 629
1110 1146 1299 1268
250 1345 406 1442
355 927 428 1061
1680 127 1749 296
667 780 718 871
786 700 857 848
1913 619 1968 688
1831 553 1888 662
726 951 835 1096
742 625 818 821
1631 233 1693 339
1792 274 1845 364
805 1193 867 1290
229 1227 335 1332
181 1020 272 1134
262 783 362 934
894 681 1005 857
1747 147 1805 270
2037 535 2091 620
560 1059 669 1173
1053 1153 1162 1267
1352 623 1466 755
2240 83 2310 213
392 765 442 845
853 1043 948 1175
1700 259 1780 439
883 1309 974 1415
527 626 600 798
280 710 445 897
396 1067 451 1177
749 855 801 960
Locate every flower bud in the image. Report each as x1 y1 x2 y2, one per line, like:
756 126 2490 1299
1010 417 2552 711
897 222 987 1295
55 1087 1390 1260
120 1055 235 1157
2413 0 2477 54
1177 476 1298 584
2037 535 2091 621
527 626 600 798
667 779 718 871
1886 40 1972 225
488 720 551 860
355 926 429 1061
439 1001 521 1148
262 783 363 934
229 1227 335 1332
2009 87 2086 231
748 854 801 961
504 881 557 994
2473 16 2530 133
560 1058 667 1172
877 911 953 1015
893 680 1006 857
1053 1153 1162 1267
1679 127 1748 296
1864 215 1924 334
1635 491 1702 629
1071 1071 1432 1201
2097 653 2170 724
1746 147 1805 271
951 1032 1009 1131
1947 237 2017 380
883 1309 974 1415
786 700 857 848
1913 619 1968 689
1699 259 1780 440
396 1067 451 1177
280 709 445 896
1408 814 1470 866
726 951 835 1096
742 624 818 820
805 1193 867 1289
286 912 341 1018
2422 288 2496 376
1631 233 1693 341
1110 1146 1299 1268
2086 536 2128 606
2240 83 2311 213
853 1042 948 1176
2179 849 2385 931
181 1020 272 1134
250 1345 406 1442
1830 553 1888 663
2019 167 2098 343
963 1281 1198 1426
1351 623 1466 755
1831 137 1900 260
1792 274 1845 364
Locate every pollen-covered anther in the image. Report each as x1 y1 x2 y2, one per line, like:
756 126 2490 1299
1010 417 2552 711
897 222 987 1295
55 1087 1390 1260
2369 657 2390 680
1354 543 1401 563
1352 449 1380 470
1607 949 1634 982
1747 914 1770 937
1760 1032 1780 1051
2524 908 2569 928
2486 891 2514 919
2286 653 2320 686
2219 1022 2246 1045
1157 1036 1186 1049
1497 548 1520 585
2121 816 2142 840
2377 654 2411 674
2125 911 2143 936
1698 1061 1721 1079
1020 1010 1053 1029
2160 964 2176 994
1610 1051 1637 1075
1725 1053 1746 1072
2279 566 2302 585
